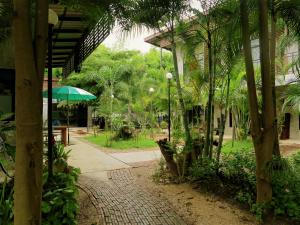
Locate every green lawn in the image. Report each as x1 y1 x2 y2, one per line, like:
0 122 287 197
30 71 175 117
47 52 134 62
84 132 157 150
222 139 253 154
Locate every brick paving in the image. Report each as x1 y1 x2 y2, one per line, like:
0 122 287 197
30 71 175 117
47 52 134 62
78 168 186 225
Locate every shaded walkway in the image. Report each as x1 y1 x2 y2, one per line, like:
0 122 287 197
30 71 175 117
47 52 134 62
68 138 186 225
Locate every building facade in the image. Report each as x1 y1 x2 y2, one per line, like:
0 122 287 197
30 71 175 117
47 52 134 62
145 32 300 140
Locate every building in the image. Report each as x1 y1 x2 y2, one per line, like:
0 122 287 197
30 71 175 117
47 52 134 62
145 30 300 140
0 3 111 127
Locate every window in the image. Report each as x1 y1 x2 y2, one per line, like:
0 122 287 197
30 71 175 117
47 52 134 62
198 52 204 70
286 42 299 75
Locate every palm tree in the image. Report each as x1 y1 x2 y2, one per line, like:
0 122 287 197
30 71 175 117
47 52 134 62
117 0 193 149
282 84 300 113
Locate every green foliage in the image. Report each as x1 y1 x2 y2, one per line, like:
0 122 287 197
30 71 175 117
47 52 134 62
160 121 168 129
152 158 168 183
63 46 174 129
84 132 156 149
0 0 12 42
189 147 300 222
221 139 253 154
0 113 15 178
42 167 80 225
0 178 13 225
189 157 217 183
53 143 71 173
111 114 124 131
269 152 300 220
221 151 257 205
1 143 80 225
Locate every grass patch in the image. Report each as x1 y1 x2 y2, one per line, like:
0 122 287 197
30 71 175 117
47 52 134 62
222 139 253 154
84 132 157 150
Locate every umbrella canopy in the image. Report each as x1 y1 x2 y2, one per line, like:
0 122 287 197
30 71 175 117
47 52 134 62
43 86 96 101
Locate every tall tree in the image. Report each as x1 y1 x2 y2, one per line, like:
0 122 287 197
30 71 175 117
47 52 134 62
120 0 193 148
13 0 48 224
239 0 275 204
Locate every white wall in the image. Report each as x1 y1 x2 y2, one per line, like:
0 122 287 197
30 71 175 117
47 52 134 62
288 112 300 140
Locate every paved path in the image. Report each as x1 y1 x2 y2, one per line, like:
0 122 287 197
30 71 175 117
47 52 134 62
110 151 161 164
68 138 186 225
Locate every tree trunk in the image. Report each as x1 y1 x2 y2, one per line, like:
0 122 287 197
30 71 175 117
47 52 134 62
13 0 48 224
204 31 214 157
171 43 192 146
270 1 281 157
257 0 275 203
240 0 273 204
216 73 231 165
157 139 179 176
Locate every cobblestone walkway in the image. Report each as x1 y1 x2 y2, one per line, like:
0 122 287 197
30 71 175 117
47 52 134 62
78 168 186 225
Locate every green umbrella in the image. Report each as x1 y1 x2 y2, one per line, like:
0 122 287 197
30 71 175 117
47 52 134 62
43 86 96 144
43 86 96 101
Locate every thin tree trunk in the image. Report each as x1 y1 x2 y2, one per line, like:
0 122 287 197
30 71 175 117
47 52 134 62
171 43 192 146
257 0 275 203
216 73 231 165
13 0 48 224
270 2 281 157
204 31 214 157
240 0 273 204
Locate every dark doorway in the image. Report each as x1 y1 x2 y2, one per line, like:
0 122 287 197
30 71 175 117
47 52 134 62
280 113 291 140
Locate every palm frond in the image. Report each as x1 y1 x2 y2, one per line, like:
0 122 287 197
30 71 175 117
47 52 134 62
275 0 300 37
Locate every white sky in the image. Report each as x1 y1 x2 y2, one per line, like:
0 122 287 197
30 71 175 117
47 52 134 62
102 0 201 53
102 26 157 53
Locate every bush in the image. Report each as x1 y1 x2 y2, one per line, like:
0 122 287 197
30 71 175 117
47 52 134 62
42 167 80 225
189 149 300 222
189 157 217 183
221 151 256 200
0 178 13 225
160 121 168 129
270 152 300 221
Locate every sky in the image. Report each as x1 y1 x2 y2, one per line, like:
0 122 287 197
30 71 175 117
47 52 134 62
102 26 157 53
102 0 202 53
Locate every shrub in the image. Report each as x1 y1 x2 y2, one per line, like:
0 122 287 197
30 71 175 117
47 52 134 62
221 151 256 198
189 157 217 183
53 143 71 172
42 167 80 225
0 178 13 225
269 152 300 221
160 121 168 129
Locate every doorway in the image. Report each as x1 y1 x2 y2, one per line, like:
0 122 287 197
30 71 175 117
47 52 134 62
280 113 291 140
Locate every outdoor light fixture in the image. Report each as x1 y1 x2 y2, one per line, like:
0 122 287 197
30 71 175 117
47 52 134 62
166 73 172 141
166 72 173 80
149 87 154 93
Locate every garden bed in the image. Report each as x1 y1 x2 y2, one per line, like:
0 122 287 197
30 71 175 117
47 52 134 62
83 132 157 150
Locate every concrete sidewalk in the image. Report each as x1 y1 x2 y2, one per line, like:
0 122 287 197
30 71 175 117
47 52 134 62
110 150 161 164
68 138 129 177
67 137 161 179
